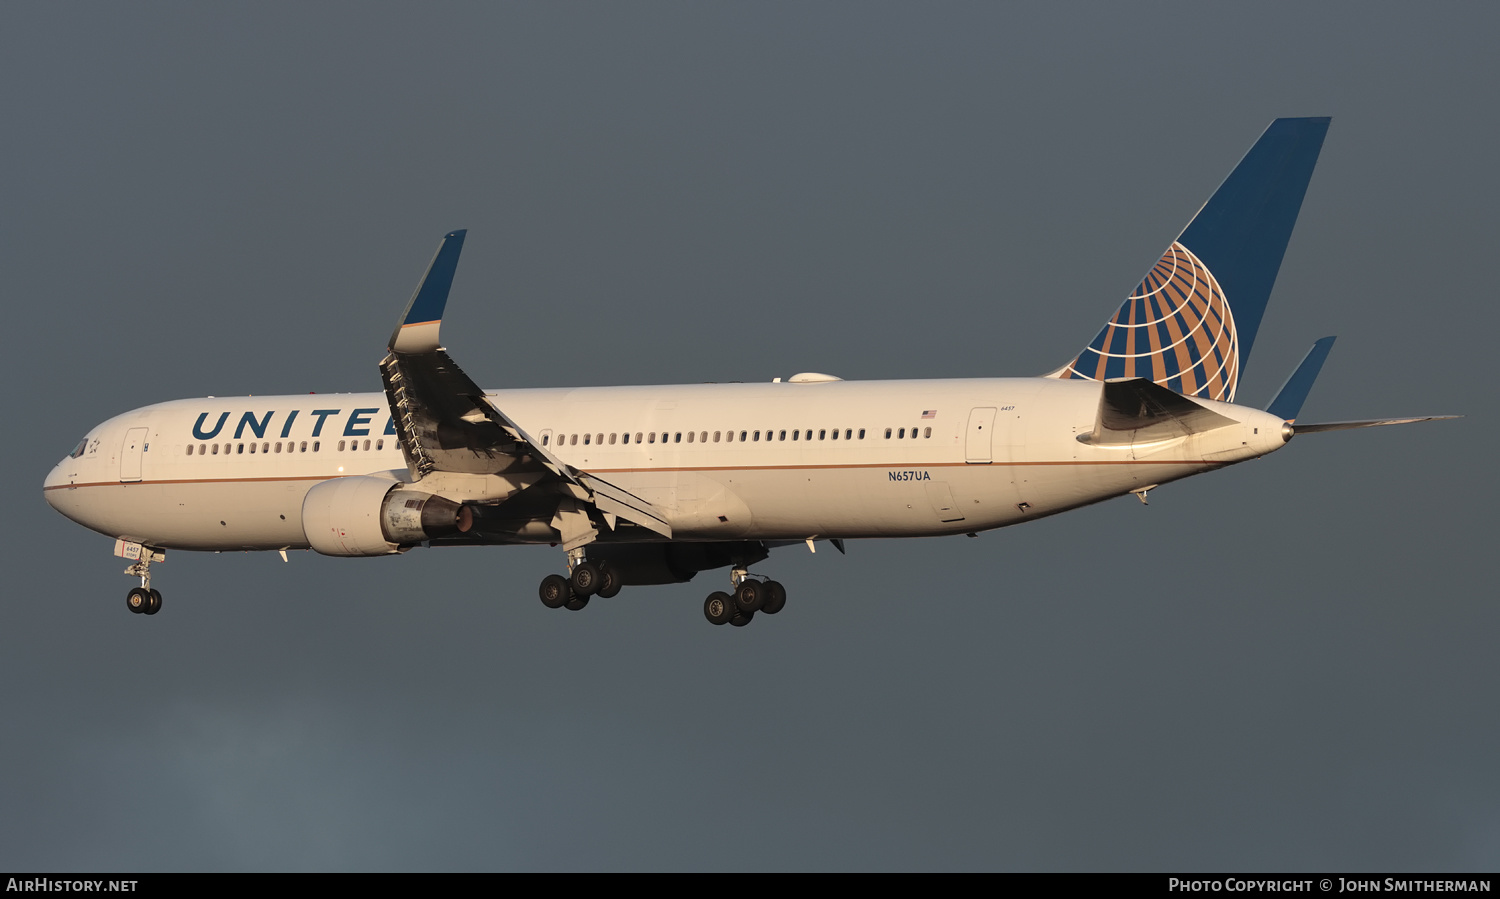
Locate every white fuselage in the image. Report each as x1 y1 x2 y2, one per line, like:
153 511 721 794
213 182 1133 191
43 377 1289 552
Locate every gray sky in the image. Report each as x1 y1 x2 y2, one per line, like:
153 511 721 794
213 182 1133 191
3 2 1495 871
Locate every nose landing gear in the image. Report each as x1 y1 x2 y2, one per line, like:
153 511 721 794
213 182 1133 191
119 541 165 616
126 587 161 615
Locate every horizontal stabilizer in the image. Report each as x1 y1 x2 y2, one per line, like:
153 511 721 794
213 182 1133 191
1085 378 1238 446
1292 416 1460 434
1266 336 1336 421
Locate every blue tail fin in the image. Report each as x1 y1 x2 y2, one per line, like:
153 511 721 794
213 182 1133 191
1266 336 1335 422
1052 117 1330 402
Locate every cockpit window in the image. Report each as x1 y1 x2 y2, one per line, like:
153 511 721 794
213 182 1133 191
69 438 88 459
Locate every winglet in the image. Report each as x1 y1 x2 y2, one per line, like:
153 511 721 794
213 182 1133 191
1266 336 1336 422
390 230 467 354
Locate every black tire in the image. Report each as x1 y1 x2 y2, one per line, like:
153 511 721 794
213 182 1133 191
704 592 733 625
126 587 149 614
596 564 622 598
761 580 786 615
734 579 764 613
730 609 755 627
539 574 570 609
570 561 602 597
145 589 162 616
564 594 590 611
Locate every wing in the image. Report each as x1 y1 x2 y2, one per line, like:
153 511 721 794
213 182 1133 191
380 231 671 549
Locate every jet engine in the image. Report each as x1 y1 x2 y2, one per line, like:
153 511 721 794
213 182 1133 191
301 476 472 557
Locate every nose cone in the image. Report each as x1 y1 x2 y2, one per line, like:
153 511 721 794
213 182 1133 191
43 460 67 508
43 456 90 528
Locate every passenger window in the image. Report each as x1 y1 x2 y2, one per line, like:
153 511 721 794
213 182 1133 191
211 444 219 455
687 432 694 443
648 433 656 444
250 443 258 454
674 433 682 443
313 441 320 452
714 431 721 443
570 435 578 446
791 430 798 441
376 439 384 450
740 431 747 442
924 427 931 438
185 445 193 456
753 431 760 441
338 440 346 451
609 433 616 445
822 429 829 440
885 428 892 439
301 441 308 452
858 429 865 439
635 432 644 443
542 434 550 446
235 443 243 454
778 430 786 441
700 431 707 443
584 434 591 445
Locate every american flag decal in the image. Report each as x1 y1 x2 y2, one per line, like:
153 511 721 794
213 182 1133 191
921 410 937 419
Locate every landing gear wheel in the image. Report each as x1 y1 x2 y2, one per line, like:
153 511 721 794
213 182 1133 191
126 587 149 614
564 594 590 611
145 589 162 616
539 574 571 609
596 564 622 599
570 561 603 597
734 579 764 613
761 580 786 615
730 609 755 627
704 592 734 625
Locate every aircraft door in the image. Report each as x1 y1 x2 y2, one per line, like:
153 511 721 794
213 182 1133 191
120 427 147 482
965 407 997 463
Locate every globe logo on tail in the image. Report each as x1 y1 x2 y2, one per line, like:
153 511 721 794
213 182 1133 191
1061 241 1239 402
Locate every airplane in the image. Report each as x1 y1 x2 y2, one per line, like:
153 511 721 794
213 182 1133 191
43 116 1456 627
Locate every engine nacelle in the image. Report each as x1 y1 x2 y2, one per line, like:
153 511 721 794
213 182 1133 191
302 476 472 557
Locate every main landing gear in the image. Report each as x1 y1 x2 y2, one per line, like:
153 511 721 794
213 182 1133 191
122 545 163 616
536 549 788 627
537 548 621 613
703 568 786 628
